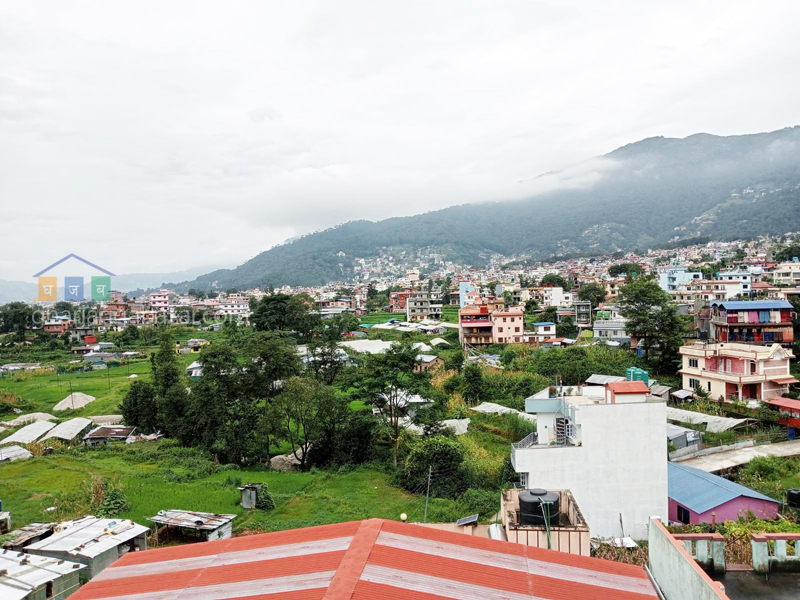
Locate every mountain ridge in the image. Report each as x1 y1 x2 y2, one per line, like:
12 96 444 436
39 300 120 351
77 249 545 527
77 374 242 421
144 126 800 290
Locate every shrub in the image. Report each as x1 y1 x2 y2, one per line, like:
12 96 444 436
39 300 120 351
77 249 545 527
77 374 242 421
399 435 468 499
255 486 276 511
461 488 500 518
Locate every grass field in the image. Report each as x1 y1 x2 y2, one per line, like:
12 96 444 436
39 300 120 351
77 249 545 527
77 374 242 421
358 312 397 325
0 441 471 533
0 352 199 421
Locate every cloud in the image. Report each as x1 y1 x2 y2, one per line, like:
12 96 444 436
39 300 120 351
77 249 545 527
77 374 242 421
1 1 799 280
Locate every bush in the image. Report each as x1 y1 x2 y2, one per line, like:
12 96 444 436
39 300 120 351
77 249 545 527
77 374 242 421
255 486 276 511
399 435 468 499
461 487 500 518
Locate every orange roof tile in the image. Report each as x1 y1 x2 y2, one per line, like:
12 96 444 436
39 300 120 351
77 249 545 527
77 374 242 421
71 519 656 600
607 381 650 394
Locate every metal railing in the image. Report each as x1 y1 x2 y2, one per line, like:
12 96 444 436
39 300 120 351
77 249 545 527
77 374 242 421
510 432 539 469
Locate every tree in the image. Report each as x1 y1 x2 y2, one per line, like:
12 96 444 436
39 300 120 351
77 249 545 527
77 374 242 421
186 344 265 464
401 435 468 499
524 299 539 313
120 381 158 432
0 302 33 338
273 377 348 471
541 273 568 289
608 263 643 278
150 332 189 439
774 244 800 263
350 343 423 467
306 314 359 384
243 332 302 398
52 301 75 318
577 283 607 308
618 276 688 373
462 362 484 404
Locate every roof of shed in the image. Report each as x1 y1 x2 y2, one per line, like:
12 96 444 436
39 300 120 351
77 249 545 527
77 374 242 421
607 381 650 394
70 518 657 600
668 462 776 514
710 300 793 310
26 516 150 559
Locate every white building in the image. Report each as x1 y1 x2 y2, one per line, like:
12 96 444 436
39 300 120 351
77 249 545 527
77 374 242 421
528 321 556 343
592 305 629 344
215 294 251 321
773 260 800 286
511 382 667 540
657 267 702 292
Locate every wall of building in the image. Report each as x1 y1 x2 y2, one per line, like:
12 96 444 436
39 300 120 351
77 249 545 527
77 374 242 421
648 518 730 600
514 401 667 540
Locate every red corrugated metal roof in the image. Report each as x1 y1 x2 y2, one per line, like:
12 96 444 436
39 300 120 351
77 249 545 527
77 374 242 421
766 397 800 411
70 519 656 600
607 381 650 394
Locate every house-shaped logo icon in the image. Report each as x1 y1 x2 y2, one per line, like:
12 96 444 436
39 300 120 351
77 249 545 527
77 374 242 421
33 254 116 302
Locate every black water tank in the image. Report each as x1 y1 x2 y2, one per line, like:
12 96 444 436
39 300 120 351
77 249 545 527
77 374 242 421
519 488 560 526
787 488 800 509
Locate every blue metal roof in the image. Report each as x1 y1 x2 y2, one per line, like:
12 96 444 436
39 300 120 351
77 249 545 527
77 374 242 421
668 462 776 514
710 300 793 311
533 322 555 326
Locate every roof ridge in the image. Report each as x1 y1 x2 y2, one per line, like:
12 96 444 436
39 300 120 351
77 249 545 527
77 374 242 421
671 462 774 502
322 518 384 600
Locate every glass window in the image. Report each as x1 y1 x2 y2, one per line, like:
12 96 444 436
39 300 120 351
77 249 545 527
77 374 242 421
677 505 690 524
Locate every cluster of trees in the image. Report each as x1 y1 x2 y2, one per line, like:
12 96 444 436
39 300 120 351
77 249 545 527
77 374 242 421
618 276 689 373
608 262 643 278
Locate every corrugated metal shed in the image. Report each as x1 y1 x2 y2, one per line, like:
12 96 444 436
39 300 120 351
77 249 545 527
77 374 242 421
0 420 56 445
70 518 658 600
53 393 96 412
666 406 751 433
0 551 84 600
585 374 625 385
25 516 150 560
0 444 33 462
668 462 777 514
148 510 236 531
40 417 93 442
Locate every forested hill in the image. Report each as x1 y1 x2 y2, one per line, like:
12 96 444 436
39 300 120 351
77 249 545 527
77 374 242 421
175 126 800 290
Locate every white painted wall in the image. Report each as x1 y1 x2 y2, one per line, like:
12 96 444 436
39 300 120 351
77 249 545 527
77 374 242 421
514 400 667 540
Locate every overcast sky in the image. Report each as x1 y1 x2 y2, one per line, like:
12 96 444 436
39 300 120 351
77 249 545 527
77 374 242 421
1 1 799 281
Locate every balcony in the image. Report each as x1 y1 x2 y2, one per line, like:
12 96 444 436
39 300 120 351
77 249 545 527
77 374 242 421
510 431 538 468
680 365 763 384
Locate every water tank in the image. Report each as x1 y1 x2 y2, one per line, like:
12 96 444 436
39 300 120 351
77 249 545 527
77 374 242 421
519 489 560 526
787 488 800 509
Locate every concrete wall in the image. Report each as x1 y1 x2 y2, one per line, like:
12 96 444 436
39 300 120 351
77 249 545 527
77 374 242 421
648 518 730 600
515 400 667 540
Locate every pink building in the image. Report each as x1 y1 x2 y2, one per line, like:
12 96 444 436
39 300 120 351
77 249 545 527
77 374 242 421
668 462 778 525
148 290 170 313
492 308 524 344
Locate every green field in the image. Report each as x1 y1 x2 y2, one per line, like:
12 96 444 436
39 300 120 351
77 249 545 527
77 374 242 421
0 353 199 420
358 312 398 325
0 441 472 533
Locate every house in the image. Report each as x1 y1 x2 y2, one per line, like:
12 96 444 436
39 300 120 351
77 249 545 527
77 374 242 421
176 339 211 354
389 289 411 312
406 290 443 322
709 299 795 345
83 351 119 364
678 341 797 401
148 290 170 312
765 396 800 428
511 383 667 539
24 516 149 578
529 321 555 343
67 325 95 344
0 550 84 600
71 345 93 355
658 266 702 292
42 316 73 336
772 259 800 286
668 462 779 524
148 510 236 542
70 518 670 600
492 308 524 344
414 354 444 372
592 304 629 344
83 425 137 446
458 304 493 347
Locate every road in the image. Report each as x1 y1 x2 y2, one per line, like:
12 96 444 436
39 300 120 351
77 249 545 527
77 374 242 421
676 440 800 472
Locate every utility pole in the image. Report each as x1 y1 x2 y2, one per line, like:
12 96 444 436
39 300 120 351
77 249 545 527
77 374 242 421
423 466 432 523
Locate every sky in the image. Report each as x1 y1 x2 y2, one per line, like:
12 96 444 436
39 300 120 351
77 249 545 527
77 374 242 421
1 1 799 281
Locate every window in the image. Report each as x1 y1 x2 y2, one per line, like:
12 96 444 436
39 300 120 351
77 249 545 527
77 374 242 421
689 358 698 368
677 505 691 524
498 327 503 332
503 317 507 322
515 327 520 332
519 473 528 488
688 378 699 388
708 382 711 392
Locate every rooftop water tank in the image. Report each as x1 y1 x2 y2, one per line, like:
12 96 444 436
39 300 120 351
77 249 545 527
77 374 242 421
519 489 560 526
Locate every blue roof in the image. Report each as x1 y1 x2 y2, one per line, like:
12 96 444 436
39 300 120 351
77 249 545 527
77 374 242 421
710 300 793 311
668 462 776 514
534 322 555 326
